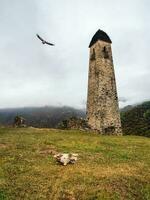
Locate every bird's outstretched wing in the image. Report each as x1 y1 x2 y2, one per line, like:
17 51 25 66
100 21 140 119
36 34 45 42
45 41 55 46
36 34 55 46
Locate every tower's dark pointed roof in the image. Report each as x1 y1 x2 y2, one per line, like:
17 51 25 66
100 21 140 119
89 29 112 47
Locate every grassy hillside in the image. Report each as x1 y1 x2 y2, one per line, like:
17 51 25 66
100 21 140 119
0 128 150 200
121 101 150 137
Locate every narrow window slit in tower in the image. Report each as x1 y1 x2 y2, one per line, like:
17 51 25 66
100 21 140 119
103 46 109 59
90 49 96 60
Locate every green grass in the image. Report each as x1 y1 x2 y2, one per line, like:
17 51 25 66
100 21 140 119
0 127 150 200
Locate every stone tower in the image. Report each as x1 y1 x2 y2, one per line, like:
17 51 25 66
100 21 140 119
87 29 122 135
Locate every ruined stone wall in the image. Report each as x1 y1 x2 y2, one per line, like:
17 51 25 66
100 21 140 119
87 40 122 135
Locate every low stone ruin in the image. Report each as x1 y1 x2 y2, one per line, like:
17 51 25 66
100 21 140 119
57 117 89 130
13 116 26 127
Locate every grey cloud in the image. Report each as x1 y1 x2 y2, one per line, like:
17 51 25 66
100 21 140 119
0 0 150 108
119 97 128 103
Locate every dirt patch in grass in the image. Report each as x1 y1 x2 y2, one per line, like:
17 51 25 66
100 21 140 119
0 143 9 149
38 146 58 156
39 149 58 155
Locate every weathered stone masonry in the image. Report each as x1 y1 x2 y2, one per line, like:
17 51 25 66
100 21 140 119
87 30 122 135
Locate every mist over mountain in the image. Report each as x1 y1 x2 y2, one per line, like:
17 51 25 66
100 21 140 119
0 106 86 128
0 101 150 137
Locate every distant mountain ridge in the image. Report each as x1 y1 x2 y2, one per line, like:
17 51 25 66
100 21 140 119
0 106 86 128
0 101 150 137
120 105 133 112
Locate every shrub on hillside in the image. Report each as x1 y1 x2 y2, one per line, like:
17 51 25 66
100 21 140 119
121 101 150 137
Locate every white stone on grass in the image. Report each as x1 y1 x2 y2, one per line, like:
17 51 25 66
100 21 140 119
54 153 78 166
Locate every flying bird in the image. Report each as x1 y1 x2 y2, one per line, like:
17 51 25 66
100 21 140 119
36 34 55 46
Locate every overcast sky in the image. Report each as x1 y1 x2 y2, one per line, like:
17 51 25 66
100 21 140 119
0 0 150 109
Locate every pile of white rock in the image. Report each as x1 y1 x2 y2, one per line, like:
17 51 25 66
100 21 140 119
54 153 78 166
